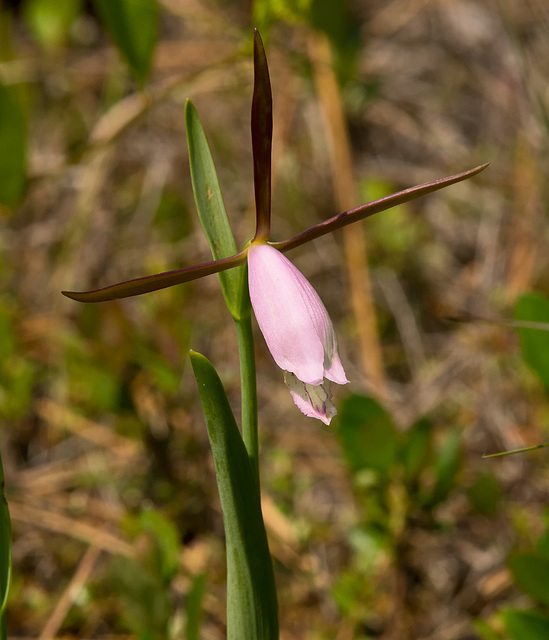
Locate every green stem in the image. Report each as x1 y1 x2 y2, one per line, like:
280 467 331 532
482 442 549 458
235 315 259 483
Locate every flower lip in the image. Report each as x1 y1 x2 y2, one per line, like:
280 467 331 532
247 243 349 387
284 373 338 425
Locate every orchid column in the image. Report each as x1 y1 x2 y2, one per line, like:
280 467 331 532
63 30 488 640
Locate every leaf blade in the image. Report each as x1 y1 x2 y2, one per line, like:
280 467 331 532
185 101 244 318
504 609 549 640
93 0 159 84
514 292 549 391
508 553 549 606
190 351 278 640
0 83 26 207
0 451 11 617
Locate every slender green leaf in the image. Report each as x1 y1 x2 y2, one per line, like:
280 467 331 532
139 508 180 582
514 293 549 391
190 351 278 640
0 451 11 618
186 573 206 640
503 609 549 640
185 101 244 319
337 394 398 477
0 83 26 207
94 0 159 84
508 553 549 606
429 427 461 506
402 417 431 485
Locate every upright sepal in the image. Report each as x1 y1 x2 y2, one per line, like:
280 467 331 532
251 29 273 242
190 351 278 640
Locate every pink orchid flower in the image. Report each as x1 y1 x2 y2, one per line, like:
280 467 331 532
248 243 348 424
62 30 487 425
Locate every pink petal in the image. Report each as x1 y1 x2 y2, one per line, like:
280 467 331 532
248 243 349 387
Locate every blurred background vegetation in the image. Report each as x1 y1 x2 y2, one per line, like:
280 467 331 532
1 0 549 638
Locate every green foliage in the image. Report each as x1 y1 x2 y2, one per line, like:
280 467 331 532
190 350 278 640
401 417 431 484
109 508 182 639
252 0 312 33
138 508 180 582
308 0 361 83
0 301 36 421
514 293 549 392
429 427 462 507
359 177 421 259
338 394 398 477
185 573 206 640
337 395 463 507
335 396 467 627
0 451 11 619
93 0 159 85
503 609 549 640
479 514 549 639
23 0 82 48
154 189 194 243
508 553 549 607
0 83 26 207
467 470 503 517
252 0 360 83
185 101 245 320
109 555 171 640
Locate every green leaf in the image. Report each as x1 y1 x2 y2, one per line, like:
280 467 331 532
24 0 82 48
109 555 170 640
429 427 461 506
185 101 245 319
0 451 11 617
308 0 361 84
190 351 278 640
503 609 549 640
402 417 431 485
472 618 501 640
93 0 159 84
514 293 549 391
186 573 206 640
0 83 26 207
508 553 549 606
139 508 180 582
337 394 398 477
467 471 502 517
